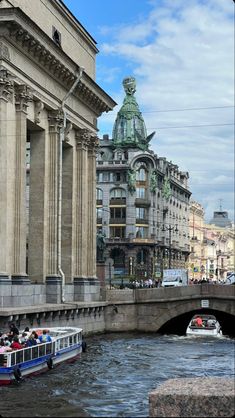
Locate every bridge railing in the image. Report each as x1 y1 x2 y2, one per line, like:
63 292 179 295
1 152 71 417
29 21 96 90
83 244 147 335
106 284 235 304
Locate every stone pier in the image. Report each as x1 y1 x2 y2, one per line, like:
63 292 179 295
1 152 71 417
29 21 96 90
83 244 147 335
149 377 235 417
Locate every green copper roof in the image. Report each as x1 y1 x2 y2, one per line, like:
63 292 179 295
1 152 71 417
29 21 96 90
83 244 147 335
112 77 155 151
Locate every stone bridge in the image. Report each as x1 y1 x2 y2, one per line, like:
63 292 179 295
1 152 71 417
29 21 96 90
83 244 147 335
0 284 234 337
105 284 235 336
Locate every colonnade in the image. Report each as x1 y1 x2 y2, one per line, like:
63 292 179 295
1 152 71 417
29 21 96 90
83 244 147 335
0 70 98 301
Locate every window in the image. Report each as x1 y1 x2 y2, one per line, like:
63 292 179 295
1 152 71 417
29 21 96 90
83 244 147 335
103 172 110 182
110 226 126 238
137 249 147 263
136 226 148 238
115 172 121 182
52 27 61 47
136 207 146 219
136 188 146 199
96 189 103 200
110 188 126 199
110 207 126 219
96 208 103 219
136 168 146 181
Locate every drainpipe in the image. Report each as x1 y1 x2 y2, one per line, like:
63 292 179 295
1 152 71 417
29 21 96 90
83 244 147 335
58 66 84 303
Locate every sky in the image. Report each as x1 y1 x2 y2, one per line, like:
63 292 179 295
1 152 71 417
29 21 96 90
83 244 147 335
64 0 234 223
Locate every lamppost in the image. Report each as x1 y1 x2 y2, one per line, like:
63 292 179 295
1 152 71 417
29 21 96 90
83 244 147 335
216 250 222 282
162 224 178 269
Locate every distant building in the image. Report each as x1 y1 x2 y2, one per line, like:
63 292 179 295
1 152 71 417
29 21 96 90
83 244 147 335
188 200 234 281
209 211 232 228
96 77 191 286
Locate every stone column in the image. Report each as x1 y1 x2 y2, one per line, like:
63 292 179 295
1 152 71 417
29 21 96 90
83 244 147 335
12 85 32 283
87 135 100 301
0 69 13 283
73 129 89 301
87 135 98 278
46 110 63 303
28 128 46 284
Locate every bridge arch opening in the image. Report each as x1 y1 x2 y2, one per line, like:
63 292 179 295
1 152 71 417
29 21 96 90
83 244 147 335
158 309 235 338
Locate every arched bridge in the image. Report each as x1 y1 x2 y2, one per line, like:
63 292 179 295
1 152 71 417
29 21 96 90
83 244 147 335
105 284 235 337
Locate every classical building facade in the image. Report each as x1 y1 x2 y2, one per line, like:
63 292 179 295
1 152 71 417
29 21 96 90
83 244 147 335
0 0 116 306
96 77 191 286
188 201 234 281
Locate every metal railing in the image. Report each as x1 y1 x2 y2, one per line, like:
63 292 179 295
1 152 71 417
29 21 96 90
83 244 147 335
0 342 55 368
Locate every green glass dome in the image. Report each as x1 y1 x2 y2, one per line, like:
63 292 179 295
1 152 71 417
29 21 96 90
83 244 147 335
112 77 155 150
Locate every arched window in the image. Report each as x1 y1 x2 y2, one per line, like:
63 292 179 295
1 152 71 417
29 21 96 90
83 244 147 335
110 188 126 199
137 249 147 264
110 248 125 267
136 168 146 181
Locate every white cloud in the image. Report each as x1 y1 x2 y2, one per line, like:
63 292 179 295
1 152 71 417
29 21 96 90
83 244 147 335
98 0 234 221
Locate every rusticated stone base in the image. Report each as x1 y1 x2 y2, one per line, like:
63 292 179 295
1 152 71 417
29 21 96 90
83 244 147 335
149 377 235 417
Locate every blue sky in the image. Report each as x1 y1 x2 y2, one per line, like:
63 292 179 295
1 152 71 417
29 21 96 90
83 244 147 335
64 0 234 223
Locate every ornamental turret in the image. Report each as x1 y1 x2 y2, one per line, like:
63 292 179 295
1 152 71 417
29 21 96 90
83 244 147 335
112 76 155 151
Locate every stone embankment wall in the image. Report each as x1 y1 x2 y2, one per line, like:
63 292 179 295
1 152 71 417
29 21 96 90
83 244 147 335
149 377 235 417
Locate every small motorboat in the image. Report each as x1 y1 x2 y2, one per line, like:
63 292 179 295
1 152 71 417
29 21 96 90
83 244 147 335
0 327 84 385
186 314 222 337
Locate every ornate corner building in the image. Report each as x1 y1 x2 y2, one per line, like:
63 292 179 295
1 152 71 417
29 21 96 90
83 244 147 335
0 0 116 306
96 77 191 285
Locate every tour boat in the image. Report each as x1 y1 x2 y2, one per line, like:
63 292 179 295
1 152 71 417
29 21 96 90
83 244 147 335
186 314 222 337
0 327 84 385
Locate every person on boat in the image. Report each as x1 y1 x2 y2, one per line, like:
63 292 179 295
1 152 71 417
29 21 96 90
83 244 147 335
23 327 31 338
4 337 11 347
19 332 28 345
0 340 12 353
8 323 19 338
207 318 216 327
25 331 39 346
195 316 203 327
38 330 52 343
10 336 23 350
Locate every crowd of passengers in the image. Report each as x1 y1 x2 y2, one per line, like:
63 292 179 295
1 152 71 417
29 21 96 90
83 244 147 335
0 323 52 354
191 316 216 328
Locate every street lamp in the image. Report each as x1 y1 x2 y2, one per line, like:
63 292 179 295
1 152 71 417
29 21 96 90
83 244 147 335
162 224 178 269
216 250 222 282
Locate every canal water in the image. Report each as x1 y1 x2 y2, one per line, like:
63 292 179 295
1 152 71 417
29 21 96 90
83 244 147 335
0 333 234 417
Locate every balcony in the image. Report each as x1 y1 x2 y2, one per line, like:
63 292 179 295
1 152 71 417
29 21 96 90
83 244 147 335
132 237 155 244
135 218 149 225
109 218 126 224
109 198 126 205
107 237 130 244
135 198 151 207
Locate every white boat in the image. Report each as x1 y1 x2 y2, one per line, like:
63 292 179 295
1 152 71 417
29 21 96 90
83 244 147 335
0 327 83 385
186 314 222 337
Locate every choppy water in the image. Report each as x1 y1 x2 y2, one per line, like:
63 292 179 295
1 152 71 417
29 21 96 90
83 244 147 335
0 333 234 417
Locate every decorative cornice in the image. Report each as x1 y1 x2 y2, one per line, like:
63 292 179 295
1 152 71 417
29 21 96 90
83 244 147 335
0 10 116 115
